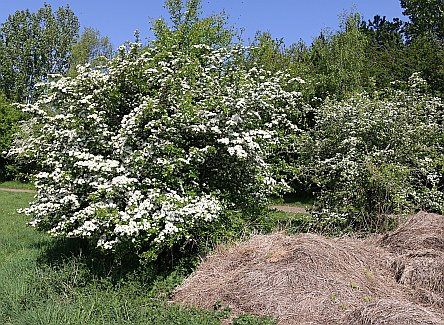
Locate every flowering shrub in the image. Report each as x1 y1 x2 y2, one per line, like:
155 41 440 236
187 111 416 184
11 43 303 260
299 74 444 231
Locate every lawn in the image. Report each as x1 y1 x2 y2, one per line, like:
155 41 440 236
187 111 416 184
0 181 35 190
0 190 274 325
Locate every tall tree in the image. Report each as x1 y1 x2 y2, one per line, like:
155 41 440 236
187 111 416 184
0 95 22 181
0 3 79 103
360 15 410 89
150 0 236 50
400 0 444 95
309 12 368 98
68 27 114 76
400 0 444 42
246 31 289 72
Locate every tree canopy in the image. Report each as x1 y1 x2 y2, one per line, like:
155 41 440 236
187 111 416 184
400 0 444 42
0 3 79 103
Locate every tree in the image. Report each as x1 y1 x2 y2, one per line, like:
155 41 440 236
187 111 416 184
309 12 368 99
0 3 79 103
297 74 444 232
10 3 304 261
0 95 23 181
68 27 114 76
246 31 289 72
11 42 302 261
407 36 444 96
360 15 411 89
398 0 444 96
400 0 444 42
150 0 236 50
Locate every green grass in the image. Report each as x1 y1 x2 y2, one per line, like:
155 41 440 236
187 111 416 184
256 210 317 235
0 191 275 325
0 180 35 190
269 193 315 208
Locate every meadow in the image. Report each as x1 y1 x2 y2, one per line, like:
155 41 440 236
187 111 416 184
0 188 281 324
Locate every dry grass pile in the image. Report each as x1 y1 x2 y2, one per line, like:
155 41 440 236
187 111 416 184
173 212 444 324
345 299 443 325
380 212 444 308
379 212 444 253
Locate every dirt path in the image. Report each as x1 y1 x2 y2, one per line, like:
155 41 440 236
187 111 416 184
0 189 308 211
0 187 35 193
270 205 307 214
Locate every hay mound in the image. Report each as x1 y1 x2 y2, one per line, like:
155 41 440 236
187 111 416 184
380 212 444 306
392 251 444 295
345 299 444 325
173 212 444 324
175 233 401 324
379 211 444 253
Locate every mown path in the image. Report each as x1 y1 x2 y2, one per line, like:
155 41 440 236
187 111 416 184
0 187 35 193
0 187 307 213
270 205 307 214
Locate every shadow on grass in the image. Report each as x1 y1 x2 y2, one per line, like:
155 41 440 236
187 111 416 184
269 192 315 207
32 235 200 296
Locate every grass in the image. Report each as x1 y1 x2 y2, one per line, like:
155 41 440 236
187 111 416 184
0 180 35 190
258 210 317 235
269 193 315 208
0 190 275 325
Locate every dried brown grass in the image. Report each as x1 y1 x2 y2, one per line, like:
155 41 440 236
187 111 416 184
345 299 443 325
173 212 444 324
379 212 444 253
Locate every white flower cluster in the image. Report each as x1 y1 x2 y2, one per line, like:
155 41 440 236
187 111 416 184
301 83 444 221
12 42 304 259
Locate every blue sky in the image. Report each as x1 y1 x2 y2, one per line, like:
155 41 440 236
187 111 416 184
1 0 405 47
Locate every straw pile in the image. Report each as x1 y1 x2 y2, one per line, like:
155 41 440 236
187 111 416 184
345 299 443 325
173 212 444 324
380 212 444 310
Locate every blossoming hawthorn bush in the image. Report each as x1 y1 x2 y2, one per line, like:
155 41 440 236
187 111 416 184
11 42 304 260
298 74 444 231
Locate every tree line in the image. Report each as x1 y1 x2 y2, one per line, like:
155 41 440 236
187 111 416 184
0 0 442 180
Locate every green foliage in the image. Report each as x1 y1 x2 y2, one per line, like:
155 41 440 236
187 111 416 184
399 0 444 96
151 0 236 50
309 11 368 99
407 35 444 96
68 27 114 77
359 12 444 97
11 33 302 260
360 15 410 90
0 94 23 181
0 3 79 103
247 32 289 73
298 74 444 231
400 0 444 42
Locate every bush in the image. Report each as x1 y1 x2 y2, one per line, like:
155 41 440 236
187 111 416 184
0 94 23 181
11 42 302 261
299 73 444 231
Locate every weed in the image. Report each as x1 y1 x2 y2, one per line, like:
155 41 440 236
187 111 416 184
349 281 359 289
